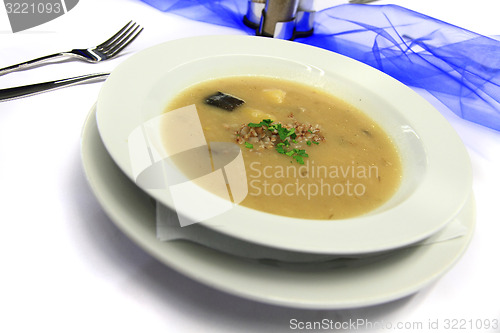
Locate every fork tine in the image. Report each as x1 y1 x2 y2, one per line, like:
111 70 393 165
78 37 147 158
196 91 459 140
102 23 139 51
104 25 144 58
96 21 135 49
98 22 139 53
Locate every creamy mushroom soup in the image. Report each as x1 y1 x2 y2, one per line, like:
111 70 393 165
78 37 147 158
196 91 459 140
162 76 402 219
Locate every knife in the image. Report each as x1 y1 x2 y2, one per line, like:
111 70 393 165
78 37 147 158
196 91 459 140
0 72 109 102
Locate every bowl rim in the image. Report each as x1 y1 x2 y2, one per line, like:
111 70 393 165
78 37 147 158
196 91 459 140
96 35 472 255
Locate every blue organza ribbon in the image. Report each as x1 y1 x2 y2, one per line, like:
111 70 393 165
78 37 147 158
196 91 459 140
141 0 500 131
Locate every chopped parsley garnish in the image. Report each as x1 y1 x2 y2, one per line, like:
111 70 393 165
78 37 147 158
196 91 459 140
291 149 308 164
248 119 274 128
244 119 319 164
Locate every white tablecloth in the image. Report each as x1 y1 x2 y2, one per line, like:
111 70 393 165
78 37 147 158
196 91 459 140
1 1 499 332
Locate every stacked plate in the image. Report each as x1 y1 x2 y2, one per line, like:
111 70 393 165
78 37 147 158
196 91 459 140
81 35 475 309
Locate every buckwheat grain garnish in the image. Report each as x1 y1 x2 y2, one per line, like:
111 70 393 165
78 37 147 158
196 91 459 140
236 117 325 164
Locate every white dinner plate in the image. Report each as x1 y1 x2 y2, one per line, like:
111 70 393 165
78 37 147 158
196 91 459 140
82 105 476 309
96 35 472 255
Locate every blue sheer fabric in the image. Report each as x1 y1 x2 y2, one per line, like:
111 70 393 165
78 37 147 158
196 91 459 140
140 0 253 32
141 0 500 131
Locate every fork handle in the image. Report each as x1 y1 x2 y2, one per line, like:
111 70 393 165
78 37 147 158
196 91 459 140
0 53 67 76
0 73 110 102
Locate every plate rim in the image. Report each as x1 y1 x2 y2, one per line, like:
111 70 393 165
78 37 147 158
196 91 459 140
95 35 473 255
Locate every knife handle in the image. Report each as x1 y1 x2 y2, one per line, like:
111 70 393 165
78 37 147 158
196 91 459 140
0 72 110 102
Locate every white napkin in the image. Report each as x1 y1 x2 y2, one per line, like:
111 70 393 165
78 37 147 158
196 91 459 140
156 202 469 263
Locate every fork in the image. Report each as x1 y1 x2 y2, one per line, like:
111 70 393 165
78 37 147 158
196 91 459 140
0 21 143 76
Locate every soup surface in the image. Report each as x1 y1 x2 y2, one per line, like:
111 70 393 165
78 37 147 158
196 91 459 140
163 76 402 219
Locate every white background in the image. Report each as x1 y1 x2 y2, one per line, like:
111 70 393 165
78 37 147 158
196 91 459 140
0 0 499 332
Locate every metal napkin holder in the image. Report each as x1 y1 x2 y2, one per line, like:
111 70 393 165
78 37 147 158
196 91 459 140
244 0 315 40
